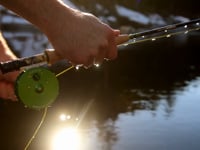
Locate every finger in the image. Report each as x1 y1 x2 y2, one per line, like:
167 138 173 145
107 45 118 60
0 82 7 99
93 44 108 65
106 34 118 60
83 55 94 69
7 83 17 101
114 29 120 36
4 71 19 82
0 81 17 101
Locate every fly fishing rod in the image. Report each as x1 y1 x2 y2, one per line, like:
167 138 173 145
1 18 200 74
117 18 200 46
0 18 199 109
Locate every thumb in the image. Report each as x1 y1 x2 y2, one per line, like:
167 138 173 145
113 29 120 36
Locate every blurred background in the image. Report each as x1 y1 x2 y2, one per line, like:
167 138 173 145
0 1 200 150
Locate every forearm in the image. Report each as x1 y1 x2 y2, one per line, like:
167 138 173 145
0 0 75 35
0 0 119 66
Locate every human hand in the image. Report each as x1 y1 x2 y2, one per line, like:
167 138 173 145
45 8 120 67
0 79 17 101
0 60 19 101
0 67 19 101
0 40 19 101
0 0 120 67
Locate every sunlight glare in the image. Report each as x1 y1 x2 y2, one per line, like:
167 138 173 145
94 63 100 68
75 66 80 70
59 114 71 121
52 127 81 150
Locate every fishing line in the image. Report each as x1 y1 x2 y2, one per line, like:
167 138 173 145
55 65 74 77
23 65 75 150
120 21 200 47
24 107 48 150
122 27 200 46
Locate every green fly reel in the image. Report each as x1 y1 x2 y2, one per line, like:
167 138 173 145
15 67 59 109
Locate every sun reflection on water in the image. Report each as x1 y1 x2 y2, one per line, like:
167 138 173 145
59 114 71 121
52 127 82 150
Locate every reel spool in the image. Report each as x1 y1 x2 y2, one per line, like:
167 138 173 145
15 67 59 109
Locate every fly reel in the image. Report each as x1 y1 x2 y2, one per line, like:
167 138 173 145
15 67 59 109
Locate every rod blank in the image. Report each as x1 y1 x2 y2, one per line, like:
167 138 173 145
1 18 200 74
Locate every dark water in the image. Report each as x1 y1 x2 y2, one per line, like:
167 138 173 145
1 35 200 150
1 1 200 150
